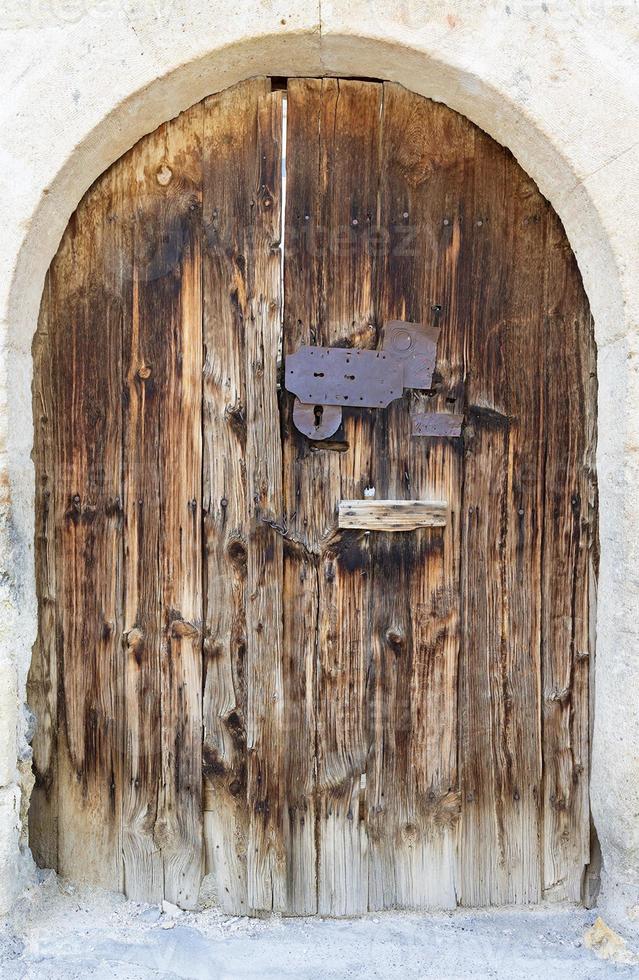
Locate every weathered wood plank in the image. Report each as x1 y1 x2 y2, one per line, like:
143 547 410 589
338 499 447 531
121 105 204 906
201 78 273 916
154 108 204 909
540 210 595 901
458 133 546 905
50 170 126 890
286 78 385 915
243 89 287 912
280 76 326 915
121 229 165 903
120 124 163 908
317 79 384 917
367 83 471 909
458 409 511 903
29 284 58 871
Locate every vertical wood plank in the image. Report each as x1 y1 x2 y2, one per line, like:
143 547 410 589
50 175 126 889
317 80 382 917
121 243 163 903
156 109 204 909
458 134 546 905
458 411 512 904
120 136 163 908
369 84 471 909
244 88 287 912
122 105 204 908
280 77 324 915
285 78 383 914
201 78 272 914
29 286 58 870
540 212 595 901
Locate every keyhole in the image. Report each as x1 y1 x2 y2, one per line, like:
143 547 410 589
313 405 324 428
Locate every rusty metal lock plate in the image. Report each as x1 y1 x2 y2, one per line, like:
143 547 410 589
411 412 463 437
292 400 343 440
285 347 404 409
381 320 439 389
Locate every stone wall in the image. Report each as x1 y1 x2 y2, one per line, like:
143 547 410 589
1 0 638 931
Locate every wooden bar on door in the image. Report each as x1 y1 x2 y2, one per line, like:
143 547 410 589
338 499 448 531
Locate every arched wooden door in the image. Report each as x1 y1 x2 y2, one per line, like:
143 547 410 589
29 77 597 914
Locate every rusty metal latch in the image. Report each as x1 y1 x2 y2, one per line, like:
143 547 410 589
286 320 440 439
411 412 463 437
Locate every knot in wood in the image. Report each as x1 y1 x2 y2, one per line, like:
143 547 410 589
156 164 173 186
385 627 405 651
170 619 199 639
124 627 145 666
226 539 247 567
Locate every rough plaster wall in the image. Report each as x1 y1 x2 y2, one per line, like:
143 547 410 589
1 0 638 931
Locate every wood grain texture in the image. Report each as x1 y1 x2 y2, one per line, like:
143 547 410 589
285 78 384 915
120 128 164 904
29 76 596 915
201 80 292 914
280 77 325 915
122 104 204 909
29 284 58 871
153 110 204 910
243 88 288 913
367 83 470 909
458 133 548 905
338 500 448 530
45 162 126 890
201 78 272 916
539 209 596 902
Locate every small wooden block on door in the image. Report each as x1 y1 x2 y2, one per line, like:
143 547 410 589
338 499 448 531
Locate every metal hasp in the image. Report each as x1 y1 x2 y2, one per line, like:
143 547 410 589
286 320 440 439
286 347 404 408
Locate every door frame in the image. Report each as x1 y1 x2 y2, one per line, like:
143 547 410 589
1 16 634 927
